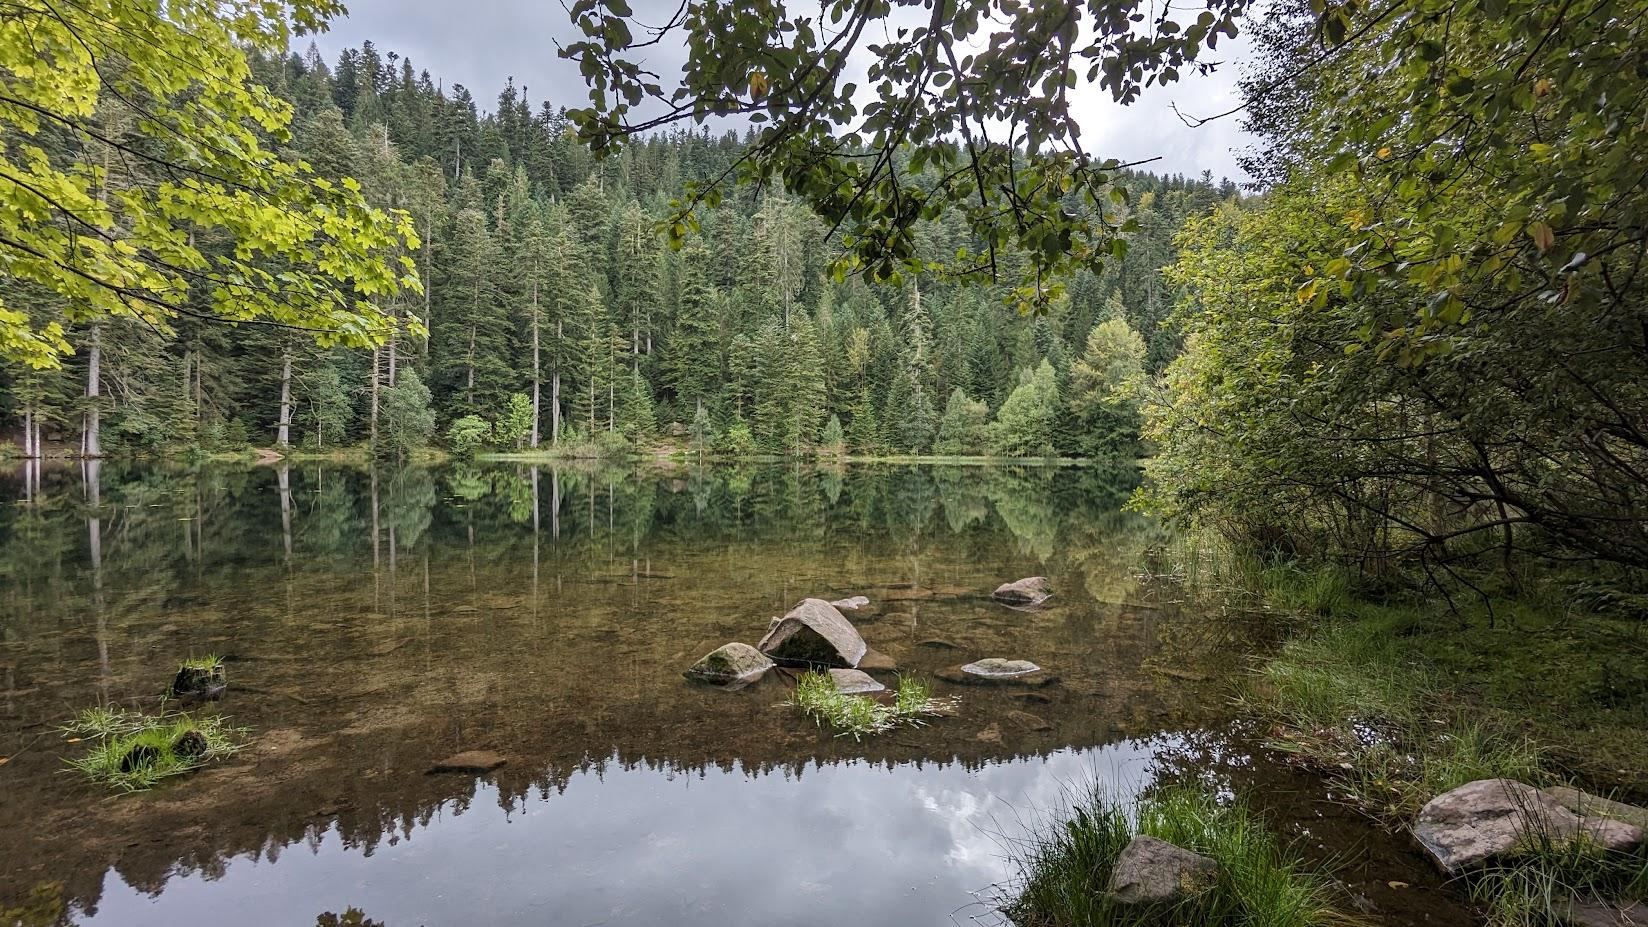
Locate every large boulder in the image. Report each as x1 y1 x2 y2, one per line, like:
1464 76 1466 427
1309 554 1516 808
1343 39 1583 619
757 598 867 668
1107 835 1219 905
684 642 774 686
1414 779 1644 873
993 576 1051 607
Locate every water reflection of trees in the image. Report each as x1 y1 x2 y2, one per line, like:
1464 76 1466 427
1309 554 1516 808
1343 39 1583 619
0 460 1156 607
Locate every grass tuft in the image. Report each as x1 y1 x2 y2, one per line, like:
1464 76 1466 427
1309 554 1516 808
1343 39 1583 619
62 709 245 792
1470 834 1648 927
787 672 957 740
1001 783 1359 927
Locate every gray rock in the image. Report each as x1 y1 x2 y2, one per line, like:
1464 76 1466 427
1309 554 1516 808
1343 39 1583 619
857 648 898 672
827 668 886 694
830 595 871 610
1547 786 1648 831
992 576 1052 607
757 598 868 668
683 642 774 686
937 659 1059 687
427 750 507 775
1414 779 1644 873
1107 835 1219 905
1558 899 1648 927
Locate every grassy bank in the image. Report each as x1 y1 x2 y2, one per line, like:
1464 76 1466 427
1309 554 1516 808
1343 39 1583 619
1002 784 1356 927
1159 536 1648 925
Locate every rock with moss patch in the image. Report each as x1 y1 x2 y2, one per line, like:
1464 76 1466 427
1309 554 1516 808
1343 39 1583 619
1108 835 1219 905
1414 779 1644 873
684 643 774 686
757 599 867 668
172 729 209 760
169 663 226 699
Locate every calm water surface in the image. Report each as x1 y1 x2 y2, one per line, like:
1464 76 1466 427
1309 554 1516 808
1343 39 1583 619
0 461 1464 926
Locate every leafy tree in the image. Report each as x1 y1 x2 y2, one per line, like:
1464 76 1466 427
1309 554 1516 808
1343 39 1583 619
989 361 1060 458
934 387 990 455
1 0 420 367
1068 317 1146 457
380 368 435 458
446 414 492 455
493 393 535 449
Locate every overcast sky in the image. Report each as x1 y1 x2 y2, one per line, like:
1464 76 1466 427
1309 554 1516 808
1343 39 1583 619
311 0 1256 184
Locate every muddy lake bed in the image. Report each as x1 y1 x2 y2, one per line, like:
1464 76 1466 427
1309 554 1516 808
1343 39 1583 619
0 461 1469 926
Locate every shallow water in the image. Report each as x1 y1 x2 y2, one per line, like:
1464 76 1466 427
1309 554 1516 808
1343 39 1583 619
0 461 1469 926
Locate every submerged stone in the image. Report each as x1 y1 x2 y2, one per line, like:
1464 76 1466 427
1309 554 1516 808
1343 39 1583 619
827 668 885 695
1108 835 1219 905
1006 710 1053 732
1414 779 1644 873
427 751 507 775
756 598 867 668
937 659 1057 687
992 576 1052 607
830 595 871 610
683 643 774 686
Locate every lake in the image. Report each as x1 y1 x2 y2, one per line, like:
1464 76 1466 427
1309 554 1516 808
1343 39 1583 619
0 461 1462 926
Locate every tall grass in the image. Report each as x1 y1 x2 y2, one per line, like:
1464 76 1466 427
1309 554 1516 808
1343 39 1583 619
1470 835 1648 927
1001 784 1358 927
786 672 956 739
1255 621 1542 819
62 708 244 791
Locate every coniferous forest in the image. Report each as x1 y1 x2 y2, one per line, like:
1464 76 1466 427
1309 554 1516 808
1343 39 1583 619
0 41 1231 461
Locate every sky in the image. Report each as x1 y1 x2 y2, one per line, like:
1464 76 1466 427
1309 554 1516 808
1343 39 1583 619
310 0 1257 184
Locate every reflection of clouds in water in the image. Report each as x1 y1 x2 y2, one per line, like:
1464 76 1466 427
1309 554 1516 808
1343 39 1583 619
80 741 1185 927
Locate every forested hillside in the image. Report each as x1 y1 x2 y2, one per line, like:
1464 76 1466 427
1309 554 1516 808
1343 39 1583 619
0 42 1232 460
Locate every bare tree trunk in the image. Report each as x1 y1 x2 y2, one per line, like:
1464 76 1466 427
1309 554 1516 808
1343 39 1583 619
276 350 293 447
82 324 101 458
369 346 381 451
22 405 32 458
388 330 398 388
551 320 562 444
278 464 292 562
531 282 541 448
467 325 476 409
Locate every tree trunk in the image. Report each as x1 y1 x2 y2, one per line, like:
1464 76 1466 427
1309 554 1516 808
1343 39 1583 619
82 324 101 458
388 330 398 388
467 325 476 409
531 289 542 448
22 405 33 458
369 346 381 450
276 350 293 447
551 320 562 444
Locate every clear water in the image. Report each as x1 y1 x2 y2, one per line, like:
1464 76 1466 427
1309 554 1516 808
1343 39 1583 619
0 461 1463 926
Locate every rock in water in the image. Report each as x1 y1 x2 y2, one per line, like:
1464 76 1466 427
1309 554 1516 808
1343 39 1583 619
857 649 898 672
172 729 209 760
683 643 774 686
169 664 227 699
827 668 886 694
1414 779 1644 873
427 751 507 775
757 598 868 668
1108 835 1219 905
830 595 871 610
1006 710 1053 732
936 658 1058 687
992 576 1051 607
